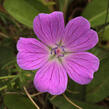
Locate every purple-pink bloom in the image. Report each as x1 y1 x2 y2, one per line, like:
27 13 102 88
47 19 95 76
17 11 99 95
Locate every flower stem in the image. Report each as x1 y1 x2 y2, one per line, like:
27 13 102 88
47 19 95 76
0 82 15 91
0 32 9 38
31 92 44 97
0 75 17 80
66 89 79 94
23 86 40 109
0 85 7 91
63 94 83 109
50 95 57 101
63 0 69 21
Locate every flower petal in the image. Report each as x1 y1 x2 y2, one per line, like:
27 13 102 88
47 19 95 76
17 37 49 70
63 17 98 52
63 52 99 85
33 11 64 46
34 61 68 95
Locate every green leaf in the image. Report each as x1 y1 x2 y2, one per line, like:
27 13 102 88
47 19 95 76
58 0 73 11
82 0 109 27
59 0 66 11
18 70 35 86
4 94 36 109
66 79 86 101
51 96 107 109
4 0 49 28
86 56 109 103
89 47 109 61
39 0 55 6
0 46 15 68
102 25 109 40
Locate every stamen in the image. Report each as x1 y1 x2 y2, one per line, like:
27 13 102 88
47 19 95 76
51 45 65 58
51 47 57 55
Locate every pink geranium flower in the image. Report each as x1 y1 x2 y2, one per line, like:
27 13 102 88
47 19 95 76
17 11 99 95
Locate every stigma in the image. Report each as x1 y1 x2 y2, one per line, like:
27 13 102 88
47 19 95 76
51 45 65 58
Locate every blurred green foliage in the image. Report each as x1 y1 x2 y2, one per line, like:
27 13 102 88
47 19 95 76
82 0 109 27
0 0 109 109
4 0 49 28
51 95 107 109
86 56 109 103
4 94 36 109
82 0 109 41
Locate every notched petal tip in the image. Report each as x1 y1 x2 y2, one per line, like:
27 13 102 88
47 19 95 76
90 29 99 46
16 37 49 70
64 18 99 52
33 62 68 95
92 54 100 72
16 37 23 51
33 11 65 46
63 52 100 85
